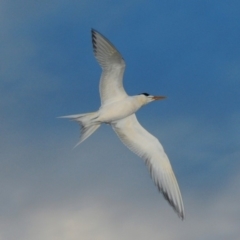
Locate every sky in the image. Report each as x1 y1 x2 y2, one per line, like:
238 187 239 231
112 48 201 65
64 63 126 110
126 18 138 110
1 0 240 239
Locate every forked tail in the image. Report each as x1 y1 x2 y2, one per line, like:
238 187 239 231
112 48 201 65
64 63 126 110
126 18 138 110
59 112 100 147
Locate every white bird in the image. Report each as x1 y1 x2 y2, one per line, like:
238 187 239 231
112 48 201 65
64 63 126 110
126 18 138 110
60 29 184 219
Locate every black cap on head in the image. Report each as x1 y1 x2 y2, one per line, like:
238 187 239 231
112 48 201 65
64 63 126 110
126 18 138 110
139 93 150 96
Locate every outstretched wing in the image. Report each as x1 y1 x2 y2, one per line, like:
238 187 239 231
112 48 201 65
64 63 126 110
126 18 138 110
112 114 185 219
91 29 127 106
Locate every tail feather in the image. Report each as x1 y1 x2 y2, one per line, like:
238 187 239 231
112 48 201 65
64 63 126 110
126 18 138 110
58 113 90 119
59 112 100 146
74 124 100 148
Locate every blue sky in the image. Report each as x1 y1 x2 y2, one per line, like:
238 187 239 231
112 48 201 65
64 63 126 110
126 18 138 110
1 1 240 239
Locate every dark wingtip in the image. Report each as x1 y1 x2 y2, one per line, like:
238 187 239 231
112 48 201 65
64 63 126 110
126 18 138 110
179 211 185 220
91 28 96 37
91 29 97 53
91 28 99 41
155 181 185 220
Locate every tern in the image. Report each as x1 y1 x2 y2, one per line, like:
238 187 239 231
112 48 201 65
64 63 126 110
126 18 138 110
60 29 184 219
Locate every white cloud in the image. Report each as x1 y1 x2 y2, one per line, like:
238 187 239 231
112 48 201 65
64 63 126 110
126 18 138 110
1 170 239 240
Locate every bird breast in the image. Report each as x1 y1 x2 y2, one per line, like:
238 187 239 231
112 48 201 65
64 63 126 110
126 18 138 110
97 96 143 123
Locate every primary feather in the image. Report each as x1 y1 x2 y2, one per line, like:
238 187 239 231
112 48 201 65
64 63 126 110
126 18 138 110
92 29 127 105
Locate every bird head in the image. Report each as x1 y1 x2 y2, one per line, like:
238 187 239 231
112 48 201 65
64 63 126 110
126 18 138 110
139 92 166 104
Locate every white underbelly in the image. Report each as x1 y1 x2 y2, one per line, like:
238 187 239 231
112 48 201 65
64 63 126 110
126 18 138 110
97 99 140 123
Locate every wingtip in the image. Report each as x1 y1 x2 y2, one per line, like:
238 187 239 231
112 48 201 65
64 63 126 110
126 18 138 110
155 174 185 220
176 204 185 220
179 211 185 220
175 201 185 220
168 201 184 220
91 28 99 40
91 28 97 53
91 28 97 33
91 28 95 38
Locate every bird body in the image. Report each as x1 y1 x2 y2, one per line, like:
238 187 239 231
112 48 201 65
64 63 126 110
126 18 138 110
98 95 148 123
60 29 185 219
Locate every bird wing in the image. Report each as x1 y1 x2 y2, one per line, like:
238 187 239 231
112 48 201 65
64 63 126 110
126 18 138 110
112 114 185 219
91 29 127 106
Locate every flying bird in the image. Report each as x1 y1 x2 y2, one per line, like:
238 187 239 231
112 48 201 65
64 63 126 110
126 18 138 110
60 29 184 219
